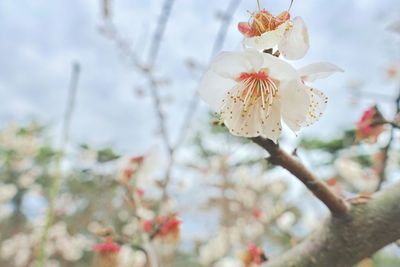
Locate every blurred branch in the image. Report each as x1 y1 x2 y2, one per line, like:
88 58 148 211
252 137 349 216
173 0 242 150
143 0 176 202
376 86 400 191
102 0 113 20
37 62 81 267
147 0 175 68
98 0 241 219
263 181 400 267
160 0 242 201
210 0 241 58
62 63 81 146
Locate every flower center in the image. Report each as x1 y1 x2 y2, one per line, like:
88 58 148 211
249 10 290 36
234 69 278 113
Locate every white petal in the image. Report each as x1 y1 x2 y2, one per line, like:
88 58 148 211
210 50 263 80
260 102 282 143
303 87 327 126
260 53 298 82
386 20 400 34
280 82 310 132
198 70 236 111
298 62 344 82
221 86 282 141
244 22 288 51
279 17 309 60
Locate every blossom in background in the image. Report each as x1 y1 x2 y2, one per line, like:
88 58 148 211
199 50 339 141
214 257 243 267
158 216 181 238
136 188 145 198
326 177 343 195
143 215 181 241
252 208 262 219
142 219 153 233
356 106 386 143
238 6 309 60
93 238 121 267
0 184 17 204
93 240 121 254
118 246 147 267
335 158 378 193
118 155 144 183
385 63 400 80
241 242 267 266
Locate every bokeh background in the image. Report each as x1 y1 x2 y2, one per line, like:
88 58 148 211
0 0 399 266
1 0 399 150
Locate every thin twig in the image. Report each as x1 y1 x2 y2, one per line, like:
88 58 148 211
210 0 241 58
37 62 81 267
161 0 242 201
173 0 242 151
100 0 241 203
147 0 175 68
141 0 177 204
145 0 176 155
252 136 349 216
62 63 80 146
99 1 176 265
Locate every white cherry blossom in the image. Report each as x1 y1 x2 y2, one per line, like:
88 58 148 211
198 49 335 142
238 9 309 60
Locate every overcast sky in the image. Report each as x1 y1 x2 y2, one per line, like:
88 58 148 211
0 0 399 154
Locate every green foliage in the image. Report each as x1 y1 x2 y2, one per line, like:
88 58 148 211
35 146 58 164
371 251 400 267
96 147 120 162
300 129 356 153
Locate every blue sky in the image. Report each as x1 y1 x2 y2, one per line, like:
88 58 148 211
0 0 399 154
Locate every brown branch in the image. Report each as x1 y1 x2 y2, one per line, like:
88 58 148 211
375 86 400 191
263 181 400 267
252 136 349 216
375 130 394 191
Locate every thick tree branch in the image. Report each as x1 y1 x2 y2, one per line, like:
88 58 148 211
263 181 400 267
252 137 349 216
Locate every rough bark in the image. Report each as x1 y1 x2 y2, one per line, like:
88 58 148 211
264 181 400 267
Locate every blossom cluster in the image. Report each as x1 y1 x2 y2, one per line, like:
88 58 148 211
198 2 343 142
143 215 181 241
